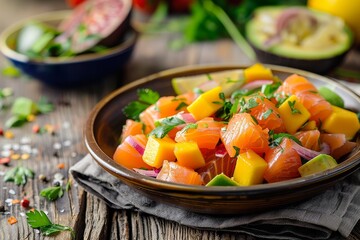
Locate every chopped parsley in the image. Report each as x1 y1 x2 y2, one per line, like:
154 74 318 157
269 132 301 148
233 146 240 158
261 82 281 99
288 100 301 114
262 109 273 120
178 123 198 135
239 97 258 113
175 101 188 111
150 117 185 138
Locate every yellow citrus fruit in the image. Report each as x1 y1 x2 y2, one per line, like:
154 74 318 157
308 0 360 44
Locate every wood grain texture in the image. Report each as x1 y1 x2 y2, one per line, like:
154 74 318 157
0 1 360 240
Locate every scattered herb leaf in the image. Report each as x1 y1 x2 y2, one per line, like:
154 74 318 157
40 186 64 201
4 166 34 186
26 210 74 237
36 97 54 114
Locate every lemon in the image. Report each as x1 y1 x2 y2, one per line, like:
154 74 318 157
308 0 360 44
171 69 245 96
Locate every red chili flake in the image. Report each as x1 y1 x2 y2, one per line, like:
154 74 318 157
4 131 14 139
57 163 65 169
0 128 4 136
32 124 40 133
0 157 10 165
7 216 17 225
20 198 30 208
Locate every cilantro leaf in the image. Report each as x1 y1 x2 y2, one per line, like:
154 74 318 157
150 117 185 138
138 89 160 105
40 186 64 201
177 123 198 136
26 210 74 237
261 82 281 99
123 88 160 121
4 166 34 186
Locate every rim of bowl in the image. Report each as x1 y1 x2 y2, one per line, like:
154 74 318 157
0 10 137 64
85 64 360 195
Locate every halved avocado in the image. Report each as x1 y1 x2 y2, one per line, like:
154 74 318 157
245 6 353 74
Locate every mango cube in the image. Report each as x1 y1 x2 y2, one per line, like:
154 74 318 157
174 141 205 169
278 95 311 134
233 150 268 186
321 105 360 140
187 86 222 120
301 120 317 131
298 154 337 177
142 135 176 168
244 63 273 83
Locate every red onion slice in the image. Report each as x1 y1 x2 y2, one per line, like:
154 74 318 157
177 112 196 123
215 144 228 158
198 80 220 93
133 168 159 178
241 80 273 90
125 135 145 155
293 142 331 160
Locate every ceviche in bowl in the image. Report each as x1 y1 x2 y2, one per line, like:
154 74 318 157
85 64 360 214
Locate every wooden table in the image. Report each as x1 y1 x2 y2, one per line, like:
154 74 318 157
1 1 360 239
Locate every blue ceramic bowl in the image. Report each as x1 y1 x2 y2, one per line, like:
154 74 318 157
0 11 137 87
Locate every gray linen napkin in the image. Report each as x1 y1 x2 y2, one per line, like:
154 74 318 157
70 154 360 240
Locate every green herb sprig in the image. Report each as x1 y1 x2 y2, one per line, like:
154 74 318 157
4 165 34 186
150 117 185 138
26 210 74 237
40 186 64 201
123 88 160 121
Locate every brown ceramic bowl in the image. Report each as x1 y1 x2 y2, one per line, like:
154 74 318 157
85 65 360 215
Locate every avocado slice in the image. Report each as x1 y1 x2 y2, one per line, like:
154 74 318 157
298 154 338 177
245 6 353 74
206 173 238 186
318 86 345 108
